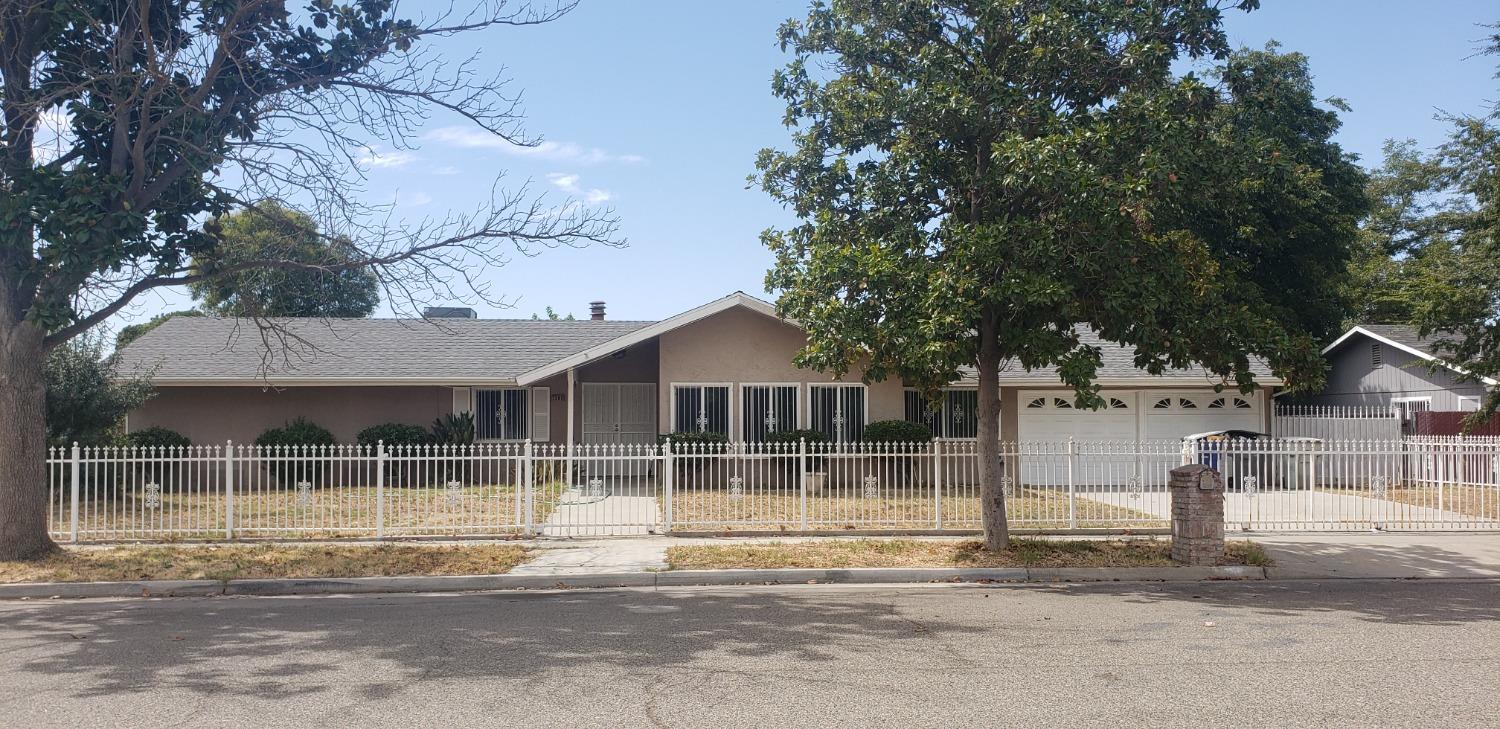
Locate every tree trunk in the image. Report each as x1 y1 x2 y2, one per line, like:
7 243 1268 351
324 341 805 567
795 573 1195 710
0 315 55 560
976 307 1009 550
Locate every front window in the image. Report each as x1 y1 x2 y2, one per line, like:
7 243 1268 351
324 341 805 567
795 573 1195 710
673 384 731 435
810 384 866 442
742 385 799 441
476 388 530 440
904 389 979 438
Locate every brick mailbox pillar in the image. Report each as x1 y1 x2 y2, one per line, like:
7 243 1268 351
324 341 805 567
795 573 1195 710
1168 464 1225 566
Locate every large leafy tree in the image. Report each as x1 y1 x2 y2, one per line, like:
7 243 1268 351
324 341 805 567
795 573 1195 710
0 1 620 559
1406 113 1500 422
1343 140 1447 325
1353 25 1500 424
190 202 380 317
756 0 1367 548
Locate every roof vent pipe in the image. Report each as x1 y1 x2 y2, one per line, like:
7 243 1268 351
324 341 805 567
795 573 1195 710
589 301 606 321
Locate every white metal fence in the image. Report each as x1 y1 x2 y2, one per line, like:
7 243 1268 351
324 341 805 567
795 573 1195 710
44 437 1500 542
1273 405 1403 440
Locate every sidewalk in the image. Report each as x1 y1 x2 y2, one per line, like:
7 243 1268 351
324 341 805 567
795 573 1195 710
510 532 1500 580
7 533 1497 601
1248 533 1500 579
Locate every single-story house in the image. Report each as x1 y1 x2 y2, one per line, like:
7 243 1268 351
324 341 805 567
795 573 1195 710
116 292 1279 445
1294 324 1494 417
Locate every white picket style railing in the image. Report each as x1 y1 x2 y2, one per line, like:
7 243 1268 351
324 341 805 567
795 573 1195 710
43 436 1500 541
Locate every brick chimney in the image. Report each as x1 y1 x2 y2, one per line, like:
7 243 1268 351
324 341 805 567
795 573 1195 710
589 301 606 320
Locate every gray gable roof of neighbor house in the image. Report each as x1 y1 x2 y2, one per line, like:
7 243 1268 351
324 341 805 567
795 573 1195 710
116 316 655 384
1348 324 1463 358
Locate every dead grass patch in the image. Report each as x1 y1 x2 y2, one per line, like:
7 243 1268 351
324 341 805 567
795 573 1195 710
0 543 531 584
667 487 1165 531
1383 486 1500 521
52 480 569 541
666 538 1268 570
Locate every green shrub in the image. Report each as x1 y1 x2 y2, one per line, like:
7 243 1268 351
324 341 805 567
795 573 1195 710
255 417 336 486
356 422 430 447
431 412 475 445
659 430 729 447
764 429 830 444
256 417 337 447
863 420 933 444
111 427 193 487
125 426 191 449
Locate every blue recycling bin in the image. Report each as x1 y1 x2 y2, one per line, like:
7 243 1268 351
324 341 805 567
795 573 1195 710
1183 430 1267 473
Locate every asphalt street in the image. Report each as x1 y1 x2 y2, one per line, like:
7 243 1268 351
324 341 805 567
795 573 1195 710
2 579 1496 728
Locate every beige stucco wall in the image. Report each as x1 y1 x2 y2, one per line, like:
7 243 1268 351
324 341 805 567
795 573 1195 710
656 306 906 436
128 385 454 444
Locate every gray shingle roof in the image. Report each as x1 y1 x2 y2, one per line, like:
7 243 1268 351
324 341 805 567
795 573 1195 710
117 309 1278 385
959 329 1277 383
116 316 654 383
1353 324 1462 358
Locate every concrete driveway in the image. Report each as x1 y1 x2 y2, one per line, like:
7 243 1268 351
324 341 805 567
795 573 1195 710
1080 488 1490 529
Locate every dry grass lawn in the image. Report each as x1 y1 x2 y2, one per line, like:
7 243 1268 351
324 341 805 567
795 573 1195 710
1383 485 1499 521
0 543 531 584
666 538 1270 570
668 487 1166 531
53 480 570 541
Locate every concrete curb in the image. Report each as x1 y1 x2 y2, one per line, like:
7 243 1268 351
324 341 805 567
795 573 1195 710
0 565 1267 600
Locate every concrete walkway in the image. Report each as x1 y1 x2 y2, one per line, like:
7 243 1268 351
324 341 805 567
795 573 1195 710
537 486 661 538
510 537 670 575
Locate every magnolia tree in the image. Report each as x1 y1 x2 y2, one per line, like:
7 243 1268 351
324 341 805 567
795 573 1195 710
755 0 1367 548
0 1 620 559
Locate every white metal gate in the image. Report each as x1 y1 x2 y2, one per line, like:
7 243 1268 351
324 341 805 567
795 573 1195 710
549 383 661 535
1194 437 1500 531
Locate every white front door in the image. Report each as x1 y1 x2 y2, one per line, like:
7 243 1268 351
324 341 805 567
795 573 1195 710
582 383 657 446
580 382 657 480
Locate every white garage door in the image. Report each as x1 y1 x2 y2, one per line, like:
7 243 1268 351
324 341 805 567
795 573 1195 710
1141 392 1262 443
1018 392 1138 486
1017 392 1137 441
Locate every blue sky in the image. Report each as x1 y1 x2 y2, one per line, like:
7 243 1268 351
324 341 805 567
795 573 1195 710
118 0 1497 329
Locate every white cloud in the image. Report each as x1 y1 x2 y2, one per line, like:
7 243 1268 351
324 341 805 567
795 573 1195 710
545 172 612 206
357 146 418 169
430 165 461 176
546 172 581 192
425 126 645 165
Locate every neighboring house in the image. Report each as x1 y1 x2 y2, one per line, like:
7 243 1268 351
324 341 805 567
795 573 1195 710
115 292 1279 445
1298 324 1494 417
